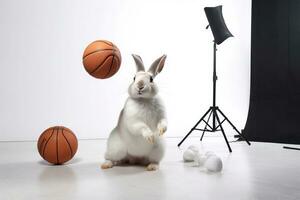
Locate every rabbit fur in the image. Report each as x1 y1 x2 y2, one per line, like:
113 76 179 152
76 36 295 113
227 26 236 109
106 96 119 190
101 54 167 171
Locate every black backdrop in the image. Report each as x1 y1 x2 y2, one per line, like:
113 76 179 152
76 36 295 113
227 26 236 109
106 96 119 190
243 0 300 144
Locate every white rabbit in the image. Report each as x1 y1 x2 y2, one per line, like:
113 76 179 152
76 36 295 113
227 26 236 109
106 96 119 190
101 54 168 171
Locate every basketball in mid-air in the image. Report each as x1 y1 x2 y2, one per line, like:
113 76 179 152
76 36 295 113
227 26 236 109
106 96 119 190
82 40 122 79
37 126 78 165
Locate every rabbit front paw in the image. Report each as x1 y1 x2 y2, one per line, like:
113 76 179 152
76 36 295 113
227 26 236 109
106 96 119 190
157 122 167 136
142 130 155 144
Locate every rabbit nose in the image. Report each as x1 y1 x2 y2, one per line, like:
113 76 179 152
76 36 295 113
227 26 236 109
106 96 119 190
137 81 145 90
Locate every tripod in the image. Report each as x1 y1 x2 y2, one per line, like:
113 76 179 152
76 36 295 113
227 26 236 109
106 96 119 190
177 42 251 152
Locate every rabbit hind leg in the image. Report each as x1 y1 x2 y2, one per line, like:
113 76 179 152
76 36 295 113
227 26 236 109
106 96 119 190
102 129 127 169
146 142 165 171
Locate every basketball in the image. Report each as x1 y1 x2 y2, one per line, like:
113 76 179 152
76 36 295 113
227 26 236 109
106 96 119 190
37 126 78 165
82 40 122 79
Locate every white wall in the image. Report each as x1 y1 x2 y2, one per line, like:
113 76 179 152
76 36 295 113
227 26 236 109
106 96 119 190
0 0 251 141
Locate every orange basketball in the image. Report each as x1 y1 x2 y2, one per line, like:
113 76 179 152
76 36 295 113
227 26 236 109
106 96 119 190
37 126 78 165
82 40 122 79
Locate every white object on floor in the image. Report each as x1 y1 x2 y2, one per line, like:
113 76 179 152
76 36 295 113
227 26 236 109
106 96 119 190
183 148 196 162
204 155 223 172
189 149 223 172
183 144 202 162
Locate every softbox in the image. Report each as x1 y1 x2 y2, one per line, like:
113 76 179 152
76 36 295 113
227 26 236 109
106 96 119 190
204 6 233 44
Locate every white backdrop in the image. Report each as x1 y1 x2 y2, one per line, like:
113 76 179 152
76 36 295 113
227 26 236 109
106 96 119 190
0 0 251 141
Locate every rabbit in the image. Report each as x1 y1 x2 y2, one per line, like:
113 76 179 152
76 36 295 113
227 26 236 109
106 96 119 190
101 54 168 171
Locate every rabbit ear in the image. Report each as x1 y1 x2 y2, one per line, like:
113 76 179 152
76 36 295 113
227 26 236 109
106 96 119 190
132 54 145 72
148 55 167 77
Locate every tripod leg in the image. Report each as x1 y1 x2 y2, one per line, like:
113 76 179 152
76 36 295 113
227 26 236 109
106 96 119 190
213 109 232 153
216 108 251 146
200 109 213 141
178 107 212 147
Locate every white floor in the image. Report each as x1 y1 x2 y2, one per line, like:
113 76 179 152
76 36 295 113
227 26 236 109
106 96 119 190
0 137 300 200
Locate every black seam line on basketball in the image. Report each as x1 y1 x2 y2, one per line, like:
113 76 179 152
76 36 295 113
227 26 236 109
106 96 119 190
42 128 55 158
104 55 115 78
112 44 119 57
83 49 113 60
94 40 113 46
38 132 46 152
112 53 121 75
56 128 59 164
69 131 78 146
63 127 77 139
114 54 121 69
39 128 52 153
38 138 45 153
106 46 116 77
62 129 73 157
91 55 114 74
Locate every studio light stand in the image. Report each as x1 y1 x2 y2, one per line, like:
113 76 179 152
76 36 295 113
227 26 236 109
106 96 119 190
178 5 251 152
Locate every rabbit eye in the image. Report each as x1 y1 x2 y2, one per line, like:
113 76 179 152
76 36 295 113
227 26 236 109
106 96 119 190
150 76 153 82
133 76 136 81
